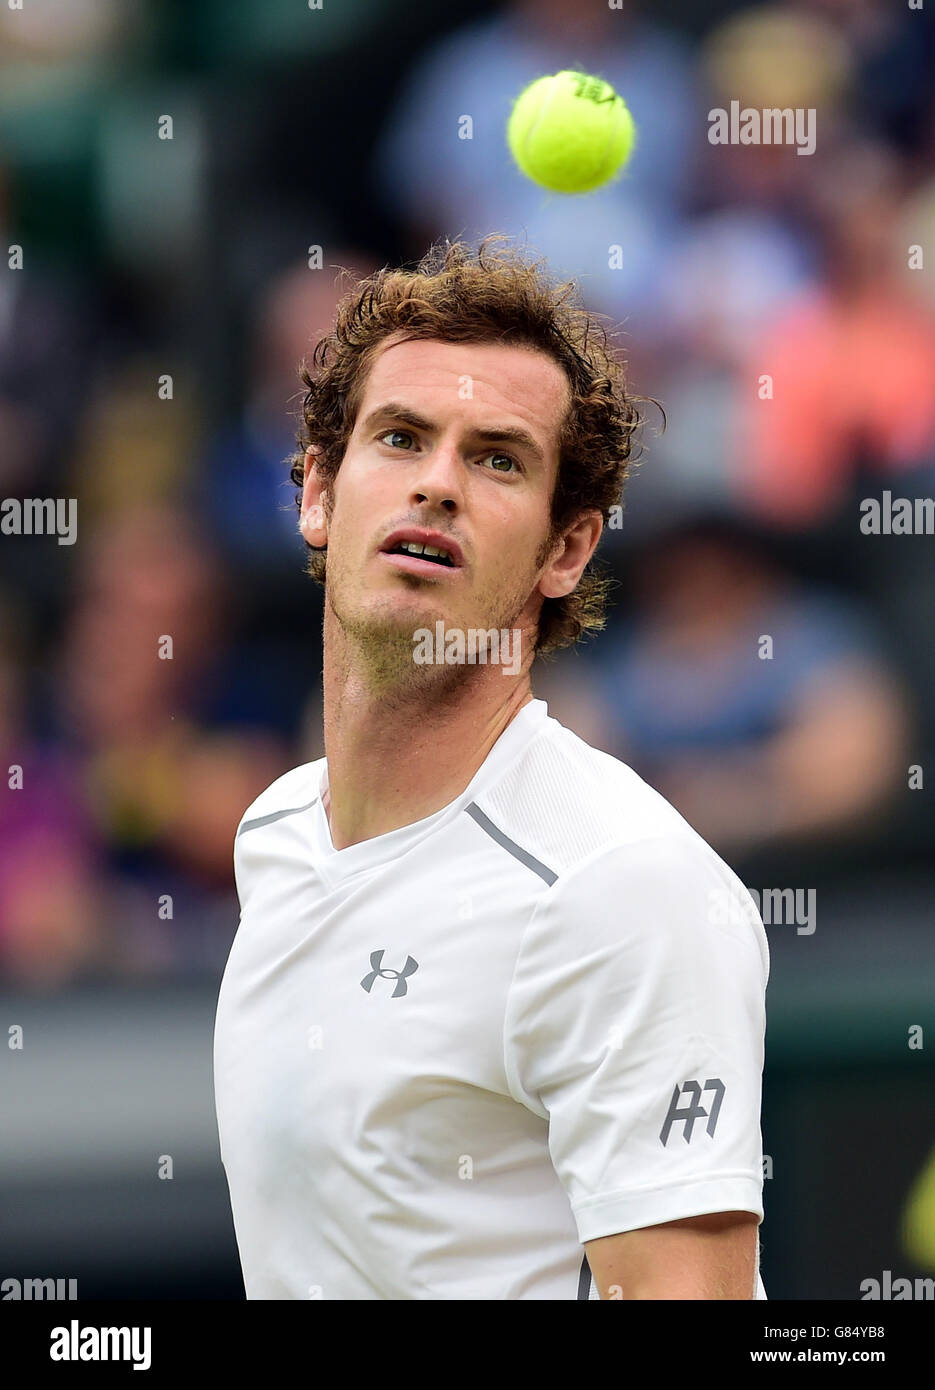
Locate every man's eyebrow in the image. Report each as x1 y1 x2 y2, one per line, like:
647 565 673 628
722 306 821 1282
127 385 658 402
361 402 547 463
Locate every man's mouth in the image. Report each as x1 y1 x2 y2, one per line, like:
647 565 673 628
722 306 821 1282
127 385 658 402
385 539 456 568
380 530 465 570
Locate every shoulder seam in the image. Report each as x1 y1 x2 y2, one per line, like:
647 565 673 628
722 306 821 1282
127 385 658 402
463 802 558 886
237 795 320 838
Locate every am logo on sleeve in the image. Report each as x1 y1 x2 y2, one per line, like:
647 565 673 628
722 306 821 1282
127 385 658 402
659 1078 726 1145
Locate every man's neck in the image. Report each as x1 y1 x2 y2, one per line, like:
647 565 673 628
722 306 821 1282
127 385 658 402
321 608 536 850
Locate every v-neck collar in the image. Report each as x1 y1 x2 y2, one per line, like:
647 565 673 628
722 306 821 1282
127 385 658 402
308 699 548 884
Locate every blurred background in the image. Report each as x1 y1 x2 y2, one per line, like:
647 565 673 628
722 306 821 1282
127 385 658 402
1 0 935 1300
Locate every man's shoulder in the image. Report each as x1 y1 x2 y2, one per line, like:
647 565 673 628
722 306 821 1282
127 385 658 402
235 757 326 839
473 710 703 883
492 713 769 985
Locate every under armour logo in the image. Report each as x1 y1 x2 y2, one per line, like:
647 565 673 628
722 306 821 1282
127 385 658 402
360 950 419 998
659 1078 725 1146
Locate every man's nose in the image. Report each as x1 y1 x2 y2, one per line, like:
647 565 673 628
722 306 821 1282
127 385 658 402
409 443 464 512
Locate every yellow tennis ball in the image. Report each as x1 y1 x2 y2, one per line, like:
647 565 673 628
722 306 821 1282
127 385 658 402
507 70 637 194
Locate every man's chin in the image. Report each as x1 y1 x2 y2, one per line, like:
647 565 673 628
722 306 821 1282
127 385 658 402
336 589 453 648
330 574 533 658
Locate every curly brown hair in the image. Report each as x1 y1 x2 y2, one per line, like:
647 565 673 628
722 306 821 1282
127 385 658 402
288 233 647 655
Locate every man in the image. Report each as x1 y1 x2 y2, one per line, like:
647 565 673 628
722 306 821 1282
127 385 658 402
213 236 769 1300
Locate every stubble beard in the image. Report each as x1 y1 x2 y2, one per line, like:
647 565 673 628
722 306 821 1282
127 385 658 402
326 550 546 702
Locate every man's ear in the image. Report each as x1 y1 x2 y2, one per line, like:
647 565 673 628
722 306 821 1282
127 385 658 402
299 446 329 547
538 511 603 600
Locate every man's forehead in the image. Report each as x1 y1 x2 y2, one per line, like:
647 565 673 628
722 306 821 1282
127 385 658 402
358 336 569 436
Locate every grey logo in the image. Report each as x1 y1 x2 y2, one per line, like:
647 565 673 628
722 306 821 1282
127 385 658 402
660 1078 725 1145
360 950 419 998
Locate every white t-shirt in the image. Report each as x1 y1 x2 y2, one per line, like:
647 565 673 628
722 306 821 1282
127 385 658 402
213 698 769 1299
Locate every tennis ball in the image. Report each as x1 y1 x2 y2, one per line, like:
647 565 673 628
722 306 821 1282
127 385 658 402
507 70 636 194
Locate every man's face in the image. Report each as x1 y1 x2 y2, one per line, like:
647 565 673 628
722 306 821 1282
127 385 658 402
301 335 580 653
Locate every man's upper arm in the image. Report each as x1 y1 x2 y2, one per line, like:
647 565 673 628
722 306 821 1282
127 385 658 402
585 1210 761 1300
503 830 769 1294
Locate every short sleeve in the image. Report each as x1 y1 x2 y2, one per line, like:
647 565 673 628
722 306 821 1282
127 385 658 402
503 832 769 1244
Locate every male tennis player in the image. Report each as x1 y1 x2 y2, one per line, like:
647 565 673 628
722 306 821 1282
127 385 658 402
213 236 769 1300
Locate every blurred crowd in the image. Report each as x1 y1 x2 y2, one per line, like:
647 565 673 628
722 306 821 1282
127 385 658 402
1 0 934 989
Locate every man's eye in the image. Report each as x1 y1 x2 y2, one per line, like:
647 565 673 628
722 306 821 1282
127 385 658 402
481 452 518 474
379 429 415 449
